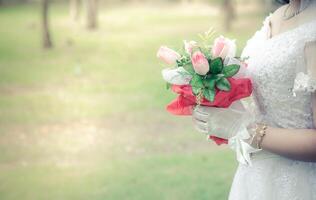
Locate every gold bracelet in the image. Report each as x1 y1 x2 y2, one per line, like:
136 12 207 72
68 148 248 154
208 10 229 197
255 123 268 149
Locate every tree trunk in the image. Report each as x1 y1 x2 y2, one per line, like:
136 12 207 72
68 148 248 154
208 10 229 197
222 0 235 32
262 0 278 14
70 0 81 21
181 0 190 4
85 0 98 30
42 0 53 48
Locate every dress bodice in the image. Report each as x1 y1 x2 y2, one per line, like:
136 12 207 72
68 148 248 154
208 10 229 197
242 15 316 129
229 15 316 200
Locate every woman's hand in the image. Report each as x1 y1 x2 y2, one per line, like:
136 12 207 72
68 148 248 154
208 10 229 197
192 100 263 165
192 101 255 140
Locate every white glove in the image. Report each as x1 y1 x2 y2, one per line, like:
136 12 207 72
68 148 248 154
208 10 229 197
192 100 262 165
192 101 253 138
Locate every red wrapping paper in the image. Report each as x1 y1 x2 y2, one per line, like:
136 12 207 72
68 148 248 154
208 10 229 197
166 77 253 145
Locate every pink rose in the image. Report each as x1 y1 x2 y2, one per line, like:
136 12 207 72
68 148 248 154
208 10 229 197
184 40 197 55
191 50 209 75
212 36 236 60
157 46 181 65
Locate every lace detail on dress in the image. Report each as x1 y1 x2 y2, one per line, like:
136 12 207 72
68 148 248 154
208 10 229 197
293 72 316 95
241 14 272 60
229 15 316 200
229 157 316 200
243 17 316 129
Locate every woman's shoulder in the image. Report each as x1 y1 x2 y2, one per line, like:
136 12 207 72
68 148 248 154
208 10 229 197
272 4 288 16
269 5 288 23
270 2 316 24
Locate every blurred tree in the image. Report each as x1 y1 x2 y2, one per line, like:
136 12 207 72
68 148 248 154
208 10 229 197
181 0 192 3
70 0 81 21
85 0 98 30
261 0 279 13
222 0 235 31
42 0 53 48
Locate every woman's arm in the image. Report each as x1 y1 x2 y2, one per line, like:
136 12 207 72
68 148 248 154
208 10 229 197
192 42 316 163
260 41 316 162
260 126 316 162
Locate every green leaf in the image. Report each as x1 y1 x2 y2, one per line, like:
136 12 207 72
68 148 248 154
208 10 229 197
182 63 195 74
203 88 215 102
176 60 182 67
192 86 200 95
210 57 223 74
222 64 240 77
200 48 211 60
216 77 231 91
190 74 204 95
203 76 216 90
190 74 204 88
176 56 190 68
216 74 225 80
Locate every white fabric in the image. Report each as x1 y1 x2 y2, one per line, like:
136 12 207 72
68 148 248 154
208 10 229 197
228 124 261 166
193 101 254 139
161 67 192 85
193 101 261 165
229 14 316 200
293 72 316 95
225 100 262 166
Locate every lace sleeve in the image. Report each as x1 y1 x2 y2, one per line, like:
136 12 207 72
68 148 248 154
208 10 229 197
293 40 316 95
293 72 316 94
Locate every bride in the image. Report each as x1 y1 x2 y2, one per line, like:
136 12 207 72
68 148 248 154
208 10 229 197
192 0 316 199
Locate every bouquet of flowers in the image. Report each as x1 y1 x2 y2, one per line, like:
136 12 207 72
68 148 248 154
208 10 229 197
158 30 253 145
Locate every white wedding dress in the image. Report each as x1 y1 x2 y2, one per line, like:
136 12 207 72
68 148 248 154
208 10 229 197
228 14 316 200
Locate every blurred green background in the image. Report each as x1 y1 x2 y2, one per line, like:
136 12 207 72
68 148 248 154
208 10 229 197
0 0 280 199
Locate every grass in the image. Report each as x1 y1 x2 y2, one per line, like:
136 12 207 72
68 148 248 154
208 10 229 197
0 2 265 200
0 152 236 200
